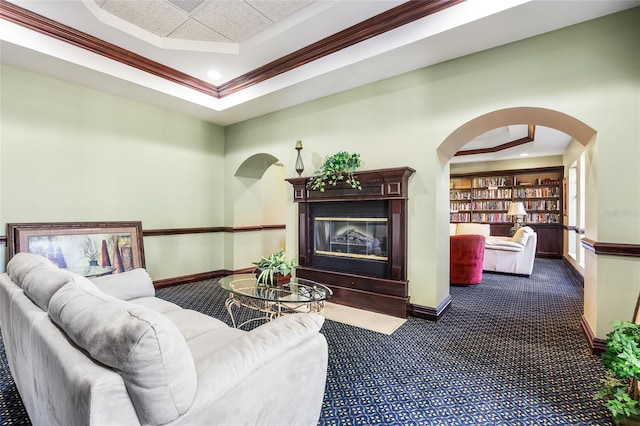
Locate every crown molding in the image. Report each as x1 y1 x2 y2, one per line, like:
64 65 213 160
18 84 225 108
1 0 465 99
455 124 535 157
0 0 220 97
217 0 466 97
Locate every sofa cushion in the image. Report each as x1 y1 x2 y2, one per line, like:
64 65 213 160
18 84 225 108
7 253 82 311
48 280 197 425
129 296 184 314
7 253 56 288
512 226 534 245
23 266 91 311
485 242 524 252
90 268 155 300
485 236 525 252
455 223 490 237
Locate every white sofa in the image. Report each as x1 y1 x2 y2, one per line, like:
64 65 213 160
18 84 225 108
450 223 538 276
0 253 328 426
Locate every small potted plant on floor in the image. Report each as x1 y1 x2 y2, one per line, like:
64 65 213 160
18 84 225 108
252 249 296 286
594 320 640 425
307 151 362 192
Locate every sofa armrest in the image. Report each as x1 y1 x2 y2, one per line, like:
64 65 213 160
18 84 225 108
90 268 155 300
195 313 326 398
183 313 328 426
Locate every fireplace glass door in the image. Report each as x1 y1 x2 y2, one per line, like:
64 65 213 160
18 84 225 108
314 217 388 261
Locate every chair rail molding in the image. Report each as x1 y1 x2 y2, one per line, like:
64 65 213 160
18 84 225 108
581 238 640 258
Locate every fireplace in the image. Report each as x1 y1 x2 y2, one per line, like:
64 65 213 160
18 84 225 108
311 201 389 278
286 167 414 318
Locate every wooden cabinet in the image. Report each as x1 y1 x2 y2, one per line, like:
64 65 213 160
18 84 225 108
527 224 563 257
451 166 563 258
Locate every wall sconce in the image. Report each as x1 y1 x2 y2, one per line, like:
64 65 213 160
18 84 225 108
295 140 304 176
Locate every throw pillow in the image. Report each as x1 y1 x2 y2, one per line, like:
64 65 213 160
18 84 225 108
512 226 534 245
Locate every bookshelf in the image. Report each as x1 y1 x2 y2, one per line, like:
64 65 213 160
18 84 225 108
450 166 563 257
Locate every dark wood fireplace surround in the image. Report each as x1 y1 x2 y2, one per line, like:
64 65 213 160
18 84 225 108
286 167 415 318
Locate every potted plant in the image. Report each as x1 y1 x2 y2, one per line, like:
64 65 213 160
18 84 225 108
594 320 640 424
308 151 362 192
252 249 296 286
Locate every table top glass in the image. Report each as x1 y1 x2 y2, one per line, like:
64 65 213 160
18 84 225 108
65 266 117 278
219 274 332 303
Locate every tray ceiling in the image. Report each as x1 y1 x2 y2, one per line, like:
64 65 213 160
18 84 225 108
1 0 638 161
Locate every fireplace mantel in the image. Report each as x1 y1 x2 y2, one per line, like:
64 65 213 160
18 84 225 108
286 166 415 318
285 166 415 203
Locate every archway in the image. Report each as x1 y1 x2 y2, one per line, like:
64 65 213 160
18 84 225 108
435 106 597 325
438 107 596 156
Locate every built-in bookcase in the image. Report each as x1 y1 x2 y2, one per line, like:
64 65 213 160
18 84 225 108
450 166 563 257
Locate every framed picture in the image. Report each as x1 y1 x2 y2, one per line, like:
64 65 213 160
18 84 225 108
7 221 145 278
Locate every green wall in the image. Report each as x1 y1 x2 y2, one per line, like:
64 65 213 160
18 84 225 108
225 8 640 332
0 65 226 279
1 8 639 338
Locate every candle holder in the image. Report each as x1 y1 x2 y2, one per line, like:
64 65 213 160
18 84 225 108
295 140 304 176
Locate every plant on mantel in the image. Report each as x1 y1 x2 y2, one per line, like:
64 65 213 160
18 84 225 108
307 151 362 192
594 321 640 424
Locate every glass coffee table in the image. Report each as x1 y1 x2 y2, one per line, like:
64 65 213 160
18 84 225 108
219 274 333 329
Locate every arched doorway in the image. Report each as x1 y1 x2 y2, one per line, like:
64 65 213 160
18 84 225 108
436 106 597 324
438 107 595 157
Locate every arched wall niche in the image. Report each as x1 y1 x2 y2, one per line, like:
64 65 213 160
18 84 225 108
234 153 280 179
231 152 288 271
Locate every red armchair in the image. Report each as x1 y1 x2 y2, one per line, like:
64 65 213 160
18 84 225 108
450 234 486 285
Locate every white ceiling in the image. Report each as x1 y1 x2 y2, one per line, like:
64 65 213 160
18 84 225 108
1 0 638 161
450 125 573 164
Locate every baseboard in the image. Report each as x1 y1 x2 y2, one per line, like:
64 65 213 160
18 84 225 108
562 257 584 286
153 267 258 288
153 270 230 288
581 315 606 355
407 295 451 321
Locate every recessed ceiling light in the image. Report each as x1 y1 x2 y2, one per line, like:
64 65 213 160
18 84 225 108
520 153 529 157
207 70 222 81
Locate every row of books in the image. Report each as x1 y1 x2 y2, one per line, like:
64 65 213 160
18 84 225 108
472 201 510 210
471 213 510 222
450 203 472 212
450 213 471 222
514 187 560 198
472 189 513 199
471 177 510 188
522 200 559 211
450 191 472 200
527 213 560 223
449 213 561 223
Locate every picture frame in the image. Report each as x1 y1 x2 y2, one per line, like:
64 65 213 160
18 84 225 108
7 221 145 278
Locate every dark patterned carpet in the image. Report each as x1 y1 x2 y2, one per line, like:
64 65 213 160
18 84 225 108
0 259 613 425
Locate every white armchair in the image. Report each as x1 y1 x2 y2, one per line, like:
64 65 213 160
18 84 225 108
450 224 537 277
483 227 537 276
